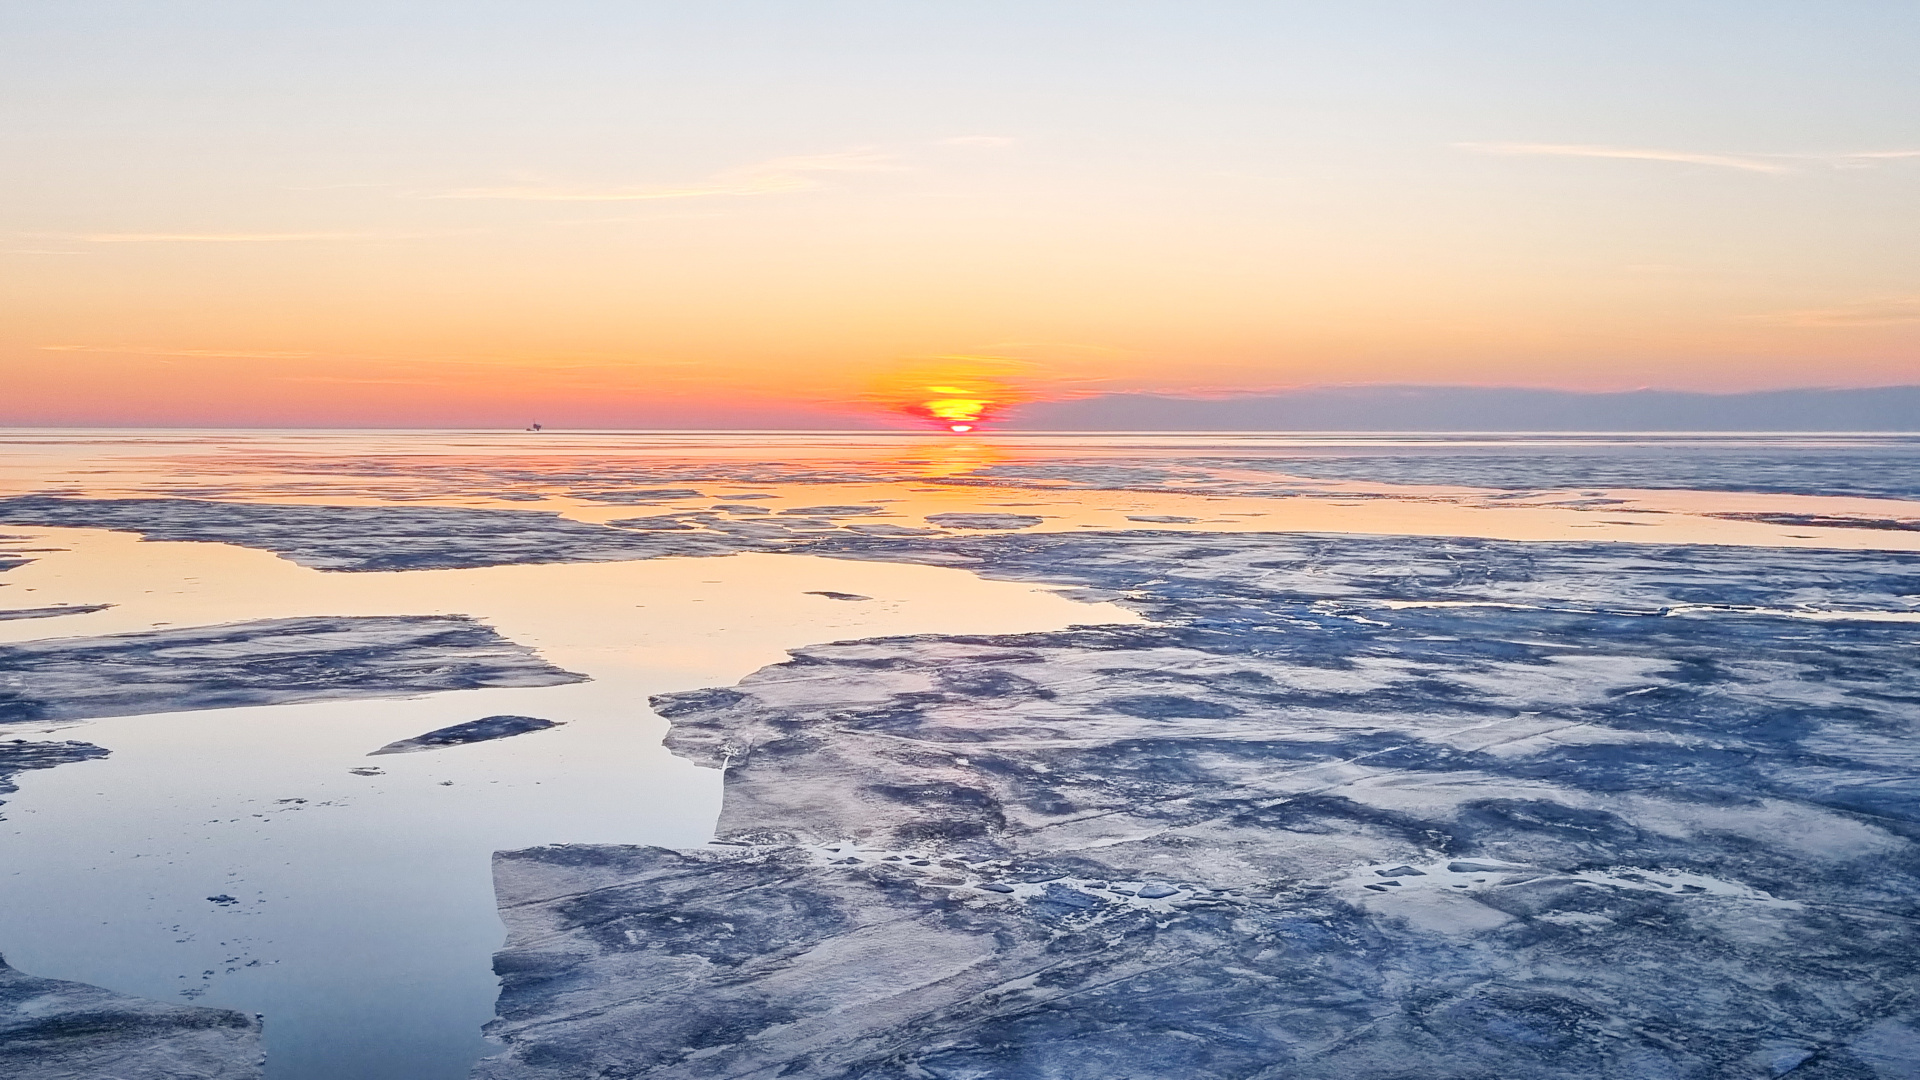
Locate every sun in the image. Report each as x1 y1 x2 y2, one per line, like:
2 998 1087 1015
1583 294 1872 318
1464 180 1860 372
922 387 993 433
860 361 1032 433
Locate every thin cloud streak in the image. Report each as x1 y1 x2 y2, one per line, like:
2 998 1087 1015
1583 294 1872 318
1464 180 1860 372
1810 149 1920 170
1457 142 1790 173
40 344 714 373
1461 142 1920 174
41 344 316 358
72 231 420 243
1773 297 1920 327
432 150 902 202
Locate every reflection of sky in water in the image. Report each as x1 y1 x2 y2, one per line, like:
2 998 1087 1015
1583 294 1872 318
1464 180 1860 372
0 432 1916 1079
0 527 1134 1080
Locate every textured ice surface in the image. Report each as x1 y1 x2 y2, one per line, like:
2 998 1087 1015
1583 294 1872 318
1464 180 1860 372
0 953 263 1080
0 496 989 575
923 512 1046 530
479 531 1920 1079
1207 448 1920 501
802 528 1920 614
0 496 740 571
950 446 1920 507
0 615 585 725
370 715 563 756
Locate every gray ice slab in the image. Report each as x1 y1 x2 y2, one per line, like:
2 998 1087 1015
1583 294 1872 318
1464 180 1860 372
0 615 585 725
0 496 752 571
0 954 263 1080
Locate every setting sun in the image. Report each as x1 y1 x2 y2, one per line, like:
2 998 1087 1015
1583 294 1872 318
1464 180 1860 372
861 363 1032 432
923 388 991 432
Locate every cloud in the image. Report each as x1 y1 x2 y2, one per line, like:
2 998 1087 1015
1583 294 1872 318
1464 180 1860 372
1457 142 1790 173
939 136 1016 148
1807 149 1920 170
41 344 316 358
432 150 902 202
272 375 453 388
1461 142 1920 175
72 231 415 243
1773 297 1920 328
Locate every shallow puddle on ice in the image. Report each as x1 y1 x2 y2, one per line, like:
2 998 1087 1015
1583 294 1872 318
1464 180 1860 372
0 528 1138 1080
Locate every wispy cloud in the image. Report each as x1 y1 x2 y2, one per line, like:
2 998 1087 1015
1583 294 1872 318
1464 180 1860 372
1806 149 1920 170
41 344 316 359
1772 297 1920 327
1459 142 1920 174
431 150 902 202
1457 142 1790 173
39 345 712 377
71 231 416 243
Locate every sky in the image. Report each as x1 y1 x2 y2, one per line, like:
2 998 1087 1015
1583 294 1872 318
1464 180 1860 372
3 1 1917 428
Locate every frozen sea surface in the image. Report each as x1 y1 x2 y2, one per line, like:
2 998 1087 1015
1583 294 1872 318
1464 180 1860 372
0 432 1915 1079
480 530 1920 1079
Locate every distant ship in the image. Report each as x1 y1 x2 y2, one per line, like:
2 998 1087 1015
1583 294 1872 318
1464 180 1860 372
526 422 543 432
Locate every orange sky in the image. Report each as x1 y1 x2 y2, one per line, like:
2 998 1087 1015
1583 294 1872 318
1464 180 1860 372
3 4 1916 427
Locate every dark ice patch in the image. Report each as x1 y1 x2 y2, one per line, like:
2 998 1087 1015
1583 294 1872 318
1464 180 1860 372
1104 694 1242 719
0 604 112 622
1708 511 1920 532
779 506 883 517
370 715 562 755
575 489 703 503
0 739 110 812
925 512 1045 530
